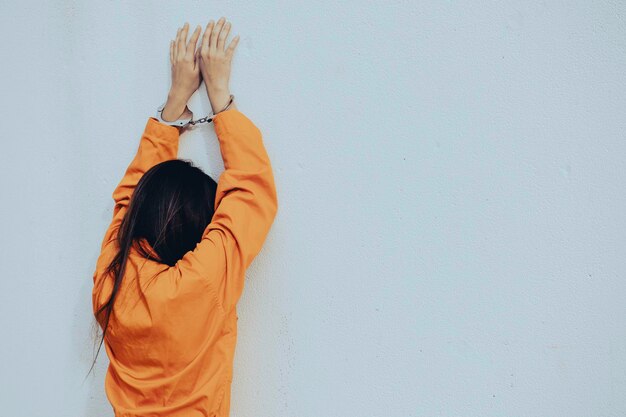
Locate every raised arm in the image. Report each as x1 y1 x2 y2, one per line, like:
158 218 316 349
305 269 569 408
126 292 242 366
100 121 180 250
171 18 277 315
98 22 204 251
172 107 278 315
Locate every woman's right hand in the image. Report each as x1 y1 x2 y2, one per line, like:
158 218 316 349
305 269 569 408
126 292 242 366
197 17 240 113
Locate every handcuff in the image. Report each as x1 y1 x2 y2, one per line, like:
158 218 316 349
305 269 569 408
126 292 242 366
155 94 235 128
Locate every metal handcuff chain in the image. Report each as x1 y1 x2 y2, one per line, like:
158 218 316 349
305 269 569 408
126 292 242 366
156 94 235 128
188 94 235 127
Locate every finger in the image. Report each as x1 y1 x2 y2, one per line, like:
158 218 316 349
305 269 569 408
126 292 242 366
225 34 240 59
178 22 189 60
217 20 231 52
210 16 225 51
201 20 213 55
186 25 202 59
194 48 202 71
174 27 181 61
170 40 174 64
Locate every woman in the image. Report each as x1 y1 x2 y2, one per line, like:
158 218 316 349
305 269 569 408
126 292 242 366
90 17 278 417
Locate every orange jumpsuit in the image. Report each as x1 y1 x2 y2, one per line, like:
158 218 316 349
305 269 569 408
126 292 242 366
92 109 278 417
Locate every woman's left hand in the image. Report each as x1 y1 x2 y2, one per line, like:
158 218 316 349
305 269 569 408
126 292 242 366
162 23 202 122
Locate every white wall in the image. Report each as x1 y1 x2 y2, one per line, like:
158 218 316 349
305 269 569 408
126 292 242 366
1 1 625 416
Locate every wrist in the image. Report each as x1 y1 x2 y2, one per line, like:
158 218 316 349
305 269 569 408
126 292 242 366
162 92 190 122
205 86 232 113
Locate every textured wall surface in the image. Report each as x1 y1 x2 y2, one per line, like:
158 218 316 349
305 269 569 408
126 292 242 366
1 1 625 416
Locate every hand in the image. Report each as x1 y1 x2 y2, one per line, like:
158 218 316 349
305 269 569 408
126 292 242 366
162 23 202 122
197 17 240 113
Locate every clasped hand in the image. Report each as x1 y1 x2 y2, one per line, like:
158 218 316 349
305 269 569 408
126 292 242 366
161 17 240 122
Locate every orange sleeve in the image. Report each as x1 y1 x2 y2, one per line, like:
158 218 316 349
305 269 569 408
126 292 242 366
99 118 180 254
171 108 278 315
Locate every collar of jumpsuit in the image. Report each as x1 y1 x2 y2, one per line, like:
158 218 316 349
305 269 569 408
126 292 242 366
92 108 278 417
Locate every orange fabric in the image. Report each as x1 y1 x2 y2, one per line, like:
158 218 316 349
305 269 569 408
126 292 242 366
92 109 278 417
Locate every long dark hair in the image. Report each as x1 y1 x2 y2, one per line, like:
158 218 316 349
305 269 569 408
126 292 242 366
86 159 218 379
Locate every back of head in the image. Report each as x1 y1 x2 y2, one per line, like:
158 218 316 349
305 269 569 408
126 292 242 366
122 159 218 266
